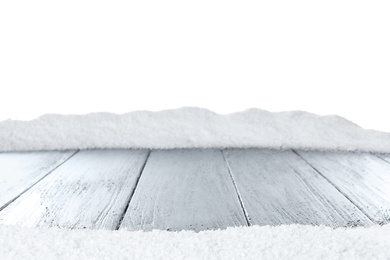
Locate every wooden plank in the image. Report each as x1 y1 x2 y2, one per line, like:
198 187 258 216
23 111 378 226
376 153 390 165
223 149 372 227
297 150 390 224
0 149 149 230
119 149 247 232
0 150 76 210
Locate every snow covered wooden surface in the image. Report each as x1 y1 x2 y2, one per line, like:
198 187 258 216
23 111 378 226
0 149 389 231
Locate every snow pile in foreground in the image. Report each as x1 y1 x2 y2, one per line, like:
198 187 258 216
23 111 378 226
1 224 389 260
1 107 390 153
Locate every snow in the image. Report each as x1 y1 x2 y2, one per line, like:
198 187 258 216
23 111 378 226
1 107 390 259
1 107 390 153
1 224 389 260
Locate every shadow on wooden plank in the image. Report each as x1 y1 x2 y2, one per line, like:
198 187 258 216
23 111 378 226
119 149 247 232
224 149 372 227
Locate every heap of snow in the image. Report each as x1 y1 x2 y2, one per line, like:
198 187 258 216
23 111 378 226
1 224 389 259
1 107 390 153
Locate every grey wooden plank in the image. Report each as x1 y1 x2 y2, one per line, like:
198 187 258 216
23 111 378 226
297 150 390 224
223 149 372 227
119 149 247 232
0 150 76 210
376 153 390 165
0 149 149 230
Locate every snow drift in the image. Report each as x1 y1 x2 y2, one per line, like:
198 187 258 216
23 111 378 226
1 224 389 260
1 107 390 153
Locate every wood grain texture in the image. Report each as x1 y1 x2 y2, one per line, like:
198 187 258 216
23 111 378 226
119 149 247 232
224 149 372 227
297 151 390 224
0 150 76 210
0 149 149 230
376 153 390 165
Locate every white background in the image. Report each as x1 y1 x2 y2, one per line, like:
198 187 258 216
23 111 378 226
1 0 389 131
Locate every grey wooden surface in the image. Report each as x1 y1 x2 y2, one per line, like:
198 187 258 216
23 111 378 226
297 151 390 224
223 149 372 227
0 149 389 231
0 149 149 229
119 149 247 231
0 150 76 211
376 153 390 165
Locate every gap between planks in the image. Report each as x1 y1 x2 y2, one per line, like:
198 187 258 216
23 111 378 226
221 150 251 227
295 150 390 224
0 149 150 229
372 153 390 166
0 150 79 212
224 149 372 227
292 149 376 223
115 150 151 230
118 149 248 231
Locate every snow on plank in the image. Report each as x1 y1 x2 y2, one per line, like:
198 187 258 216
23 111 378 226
0 150 76 211
0 149 149 230
297 151 390 224
223 149 372 227
119 149 247 232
